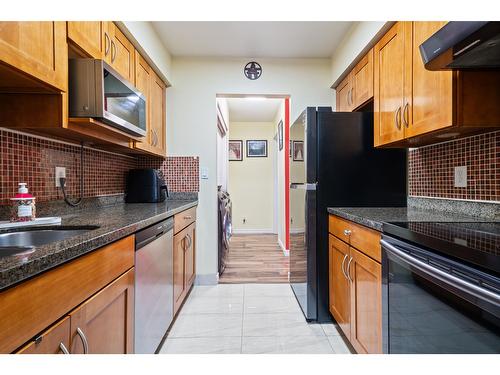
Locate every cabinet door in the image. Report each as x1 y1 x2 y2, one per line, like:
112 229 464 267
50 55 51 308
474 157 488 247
328 235 351 339
348 247 382 354
69 269 134 354
0 21 67 91
150 70 167 156
353 48 374 109
16 317 71 354
134 50 151 145
173 230 187 314
107 22 135 82
184 223 196 289
373 22 406 146
405 21 453 138
336 74 352 112
67 21 105 59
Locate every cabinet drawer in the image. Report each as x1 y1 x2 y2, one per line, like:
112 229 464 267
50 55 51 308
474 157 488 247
16 316 71 354
174 207 197 234
329 215 381 262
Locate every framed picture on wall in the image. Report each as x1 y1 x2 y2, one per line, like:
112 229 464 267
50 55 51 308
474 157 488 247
293 141 304 161
278 120 283 151
229 140 243 161
246 140 267 157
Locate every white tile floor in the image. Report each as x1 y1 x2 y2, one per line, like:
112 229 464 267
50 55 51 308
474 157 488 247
159 283 353 354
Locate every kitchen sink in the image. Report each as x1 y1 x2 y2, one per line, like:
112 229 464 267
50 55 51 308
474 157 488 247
0 226 100 256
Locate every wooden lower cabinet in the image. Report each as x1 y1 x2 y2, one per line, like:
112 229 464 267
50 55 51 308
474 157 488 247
349 247 382 354
173 222 196 314
328 215 382 354
69 269 134 354
16 317 71 354
328 235 351 339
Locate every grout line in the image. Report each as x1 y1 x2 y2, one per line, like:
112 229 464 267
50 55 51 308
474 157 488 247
240 284 245 354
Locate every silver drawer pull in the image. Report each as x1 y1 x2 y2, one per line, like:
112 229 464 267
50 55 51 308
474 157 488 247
76 327 89 354
343 229 352 236
184 216 192 220
59 342 70 354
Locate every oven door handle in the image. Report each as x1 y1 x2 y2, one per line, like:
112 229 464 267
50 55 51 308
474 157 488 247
381 239 500 307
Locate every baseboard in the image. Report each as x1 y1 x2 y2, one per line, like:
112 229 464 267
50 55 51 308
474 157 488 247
278 238 289 257
290 228 304 234
194 273 218 286
232 228 276 234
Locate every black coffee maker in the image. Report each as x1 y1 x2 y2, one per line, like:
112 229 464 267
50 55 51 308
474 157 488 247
125 169 169 203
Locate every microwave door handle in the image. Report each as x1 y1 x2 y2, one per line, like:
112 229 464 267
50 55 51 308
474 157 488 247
381 239 500 307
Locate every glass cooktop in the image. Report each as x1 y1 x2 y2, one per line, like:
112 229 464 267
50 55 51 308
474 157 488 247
383 221 500 275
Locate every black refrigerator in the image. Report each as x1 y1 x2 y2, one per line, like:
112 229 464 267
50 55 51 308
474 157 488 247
289 107 407 322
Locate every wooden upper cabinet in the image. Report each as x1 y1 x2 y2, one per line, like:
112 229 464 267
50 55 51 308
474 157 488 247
336 73 353 112
352 48 374 109
67 21 105 59
329 235 351 340
69 269 135 354
0 21 68 92
150 70 167 156
105 22 135 82
134 51 151 140
348 247 382 354
16 317 71 354
374 22 406 146
375 21 500 147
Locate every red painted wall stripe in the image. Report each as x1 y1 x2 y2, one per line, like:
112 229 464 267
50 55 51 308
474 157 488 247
284 98 290 250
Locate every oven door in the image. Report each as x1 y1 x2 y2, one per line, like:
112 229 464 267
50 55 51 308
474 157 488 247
381 236 500 354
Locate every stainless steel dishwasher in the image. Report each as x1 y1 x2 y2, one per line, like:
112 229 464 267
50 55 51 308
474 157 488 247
135 217 174 354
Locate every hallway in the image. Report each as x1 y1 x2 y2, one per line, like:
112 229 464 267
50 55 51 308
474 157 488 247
219 234 289 283
160 284 352 354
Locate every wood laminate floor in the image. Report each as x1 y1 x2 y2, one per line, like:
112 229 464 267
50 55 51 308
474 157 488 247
219 234 289 284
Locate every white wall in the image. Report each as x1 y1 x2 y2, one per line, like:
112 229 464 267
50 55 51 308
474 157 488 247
168 57 332 283
330 22 389 89
228 122 275 233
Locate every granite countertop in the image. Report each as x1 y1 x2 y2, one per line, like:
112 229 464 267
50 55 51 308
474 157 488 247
327 206 497 232
0 199 197 291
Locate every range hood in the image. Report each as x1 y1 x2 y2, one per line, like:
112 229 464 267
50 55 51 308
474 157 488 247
419 21 500 70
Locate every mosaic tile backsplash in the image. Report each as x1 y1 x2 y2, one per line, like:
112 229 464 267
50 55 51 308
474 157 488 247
408 131 499 202
0 129 199 205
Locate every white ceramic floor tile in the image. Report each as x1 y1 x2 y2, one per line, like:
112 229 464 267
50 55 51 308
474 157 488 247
327 335 353 354
243 313 325 337
321 323 343 336
244 283 293 297
160 337 242 354
190 284 244 298
244 296 302 314
169 313 243 337
242 336 334 354
181 295 243 315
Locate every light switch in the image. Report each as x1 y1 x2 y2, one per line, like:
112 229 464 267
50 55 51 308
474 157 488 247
454 166 467 188
200 167 209 180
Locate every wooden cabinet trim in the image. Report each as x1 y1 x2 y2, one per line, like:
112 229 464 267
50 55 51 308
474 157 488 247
352 48 374 109
174 206 197 234
16 316 71 354
0 235 134 353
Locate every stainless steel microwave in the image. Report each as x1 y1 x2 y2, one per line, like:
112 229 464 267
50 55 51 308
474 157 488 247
68 59 146 137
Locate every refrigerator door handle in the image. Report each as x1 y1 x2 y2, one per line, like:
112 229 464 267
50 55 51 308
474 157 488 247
290 183 317 191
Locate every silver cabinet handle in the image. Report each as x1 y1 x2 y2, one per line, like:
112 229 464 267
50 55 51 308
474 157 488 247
184 216 193 220
346 256 353 283
76 327 89 354
402 102 409 128
343 229 352 236
349 88 354 107
341 253 349 280
394 106 402 130
59 342 70 354
104 32 110 56
111 40 116 63
186 233 192 249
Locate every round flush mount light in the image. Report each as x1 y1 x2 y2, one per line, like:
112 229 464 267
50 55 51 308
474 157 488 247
244 61 262 80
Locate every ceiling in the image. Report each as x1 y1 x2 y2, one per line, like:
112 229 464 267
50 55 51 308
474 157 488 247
152 22 353 58
225 97 282 122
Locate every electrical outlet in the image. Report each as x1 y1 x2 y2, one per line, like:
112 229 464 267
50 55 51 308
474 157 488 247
454 166 467 188
55 167 66 187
